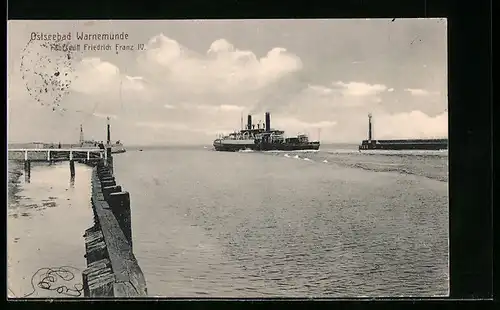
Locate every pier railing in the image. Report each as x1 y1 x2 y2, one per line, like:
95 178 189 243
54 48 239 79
8 148 107 183
8 148 106 161
82 159 147 297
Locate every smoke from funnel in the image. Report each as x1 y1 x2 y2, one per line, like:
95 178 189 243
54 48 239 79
249 70 310 115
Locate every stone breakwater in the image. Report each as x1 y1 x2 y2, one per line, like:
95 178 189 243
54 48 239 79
82 160 147 297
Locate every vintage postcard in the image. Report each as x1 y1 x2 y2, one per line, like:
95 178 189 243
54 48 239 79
7 19 448 298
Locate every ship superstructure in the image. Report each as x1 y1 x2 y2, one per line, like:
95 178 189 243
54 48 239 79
213 112 320 152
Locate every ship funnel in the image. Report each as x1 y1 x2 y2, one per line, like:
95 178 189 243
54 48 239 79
265 112 271 132
247 115 252 130
368 113 373 141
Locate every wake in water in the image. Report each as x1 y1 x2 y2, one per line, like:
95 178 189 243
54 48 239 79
267 148 448 182
221 145 447 182
329 149 448 157
264 149 320 154
238 149 255 153
281 153 313 162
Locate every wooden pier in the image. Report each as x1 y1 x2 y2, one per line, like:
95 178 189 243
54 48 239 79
82 158 147 297
8 146 146 297
8 148 107 161
7 148 107 183
8 121 145 297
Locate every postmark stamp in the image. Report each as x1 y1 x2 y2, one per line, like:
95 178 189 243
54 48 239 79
19 31 146 112
20 38 82 111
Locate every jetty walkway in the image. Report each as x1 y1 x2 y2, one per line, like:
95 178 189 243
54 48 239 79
82 158 147 297
8 148 107 183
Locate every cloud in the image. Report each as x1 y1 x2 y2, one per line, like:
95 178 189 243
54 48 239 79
181 103 245 113
71 58 146 95
135 121 186 130
93 112 118 119
7 22 448 145
266 116 337 141
71 58 120 94
220 104 245 112
123 75 146 91
67 34 304 122
404 88 439 96
290 81 389 113
275 117 337 130
69 34 303 104
138 34 302 96
371 111 448 139
307 84 334 95
334 81 387 97
134 120 231 137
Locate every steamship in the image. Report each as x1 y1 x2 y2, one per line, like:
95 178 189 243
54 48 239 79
213 112 320 152
359 113 448 150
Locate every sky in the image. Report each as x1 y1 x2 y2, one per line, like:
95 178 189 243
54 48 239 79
7 19 448 145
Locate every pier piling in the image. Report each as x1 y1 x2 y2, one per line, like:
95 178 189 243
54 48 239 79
81 156 147 297
101 179 117 188
101 178 116 187
100 175 115 181
108 191 132 249
103 185 122 201
70 160 76 178
24 160 31 183
107 155 113 175
82 257 114 297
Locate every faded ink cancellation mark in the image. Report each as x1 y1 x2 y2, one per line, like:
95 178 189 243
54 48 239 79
20 39 82 112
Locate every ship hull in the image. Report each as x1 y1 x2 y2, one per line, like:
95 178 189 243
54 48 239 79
213 142 320 152
359 139 448 151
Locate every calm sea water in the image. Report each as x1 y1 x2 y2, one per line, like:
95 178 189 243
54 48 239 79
7 144 449 298
114 145 449 297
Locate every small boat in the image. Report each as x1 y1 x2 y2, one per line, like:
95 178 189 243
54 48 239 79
109 140 126 154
